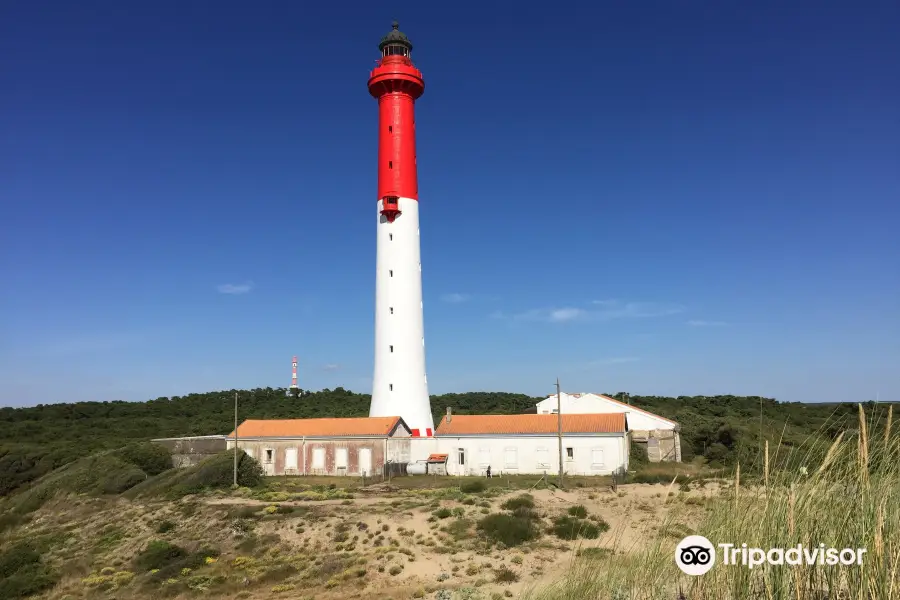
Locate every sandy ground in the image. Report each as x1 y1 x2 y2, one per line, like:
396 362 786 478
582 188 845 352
25 478 724 600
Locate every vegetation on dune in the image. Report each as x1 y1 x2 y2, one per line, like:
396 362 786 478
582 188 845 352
0 541 58 598
527 404 899 600
126 451 263 499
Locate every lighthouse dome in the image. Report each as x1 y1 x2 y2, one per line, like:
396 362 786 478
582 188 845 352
379 21 413 54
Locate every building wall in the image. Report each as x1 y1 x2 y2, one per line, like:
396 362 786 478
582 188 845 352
226 437 411 477
536 393 676 431
415 434 628 476
631 430 681 462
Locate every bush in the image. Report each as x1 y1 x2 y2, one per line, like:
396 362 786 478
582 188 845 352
0 542 40 578
0 563 58 598
0 542 58 598
120 443 173 476
500 494 534 511
494 566 519 583
433 507 452 519
630 441 650 467
551 516 607 540
97 464 147 494
134 540 187 571
460 480 486 494
567 504 588 518
156 520 176 534
477 514 540 546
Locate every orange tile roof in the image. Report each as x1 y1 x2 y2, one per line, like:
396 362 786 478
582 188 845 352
229 417 403 438
435 413 626 436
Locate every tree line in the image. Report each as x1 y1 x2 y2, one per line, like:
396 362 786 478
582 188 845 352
1 387 894 496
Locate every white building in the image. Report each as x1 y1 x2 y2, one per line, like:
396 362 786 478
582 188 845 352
410 413 629 476
537 393 681 462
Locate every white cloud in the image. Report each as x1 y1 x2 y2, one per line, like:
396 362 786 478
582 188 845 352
441 293 471 303
217 282 254 295
502 300 684 323
549 308 587 322
687 320 728 327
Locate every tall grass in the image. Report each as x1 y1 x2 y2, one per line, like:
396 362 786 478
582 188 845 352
526 404 900 600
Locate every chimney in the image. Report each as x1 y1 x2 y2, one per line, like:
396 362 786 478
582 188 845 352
446 407 452 423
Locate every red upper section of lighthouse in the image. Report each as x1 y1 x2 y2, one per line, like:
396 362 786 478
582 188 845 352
368 22 424 207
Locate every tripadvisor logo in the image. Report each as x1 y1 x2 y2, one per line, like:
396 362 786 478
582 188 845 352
675 536 867 575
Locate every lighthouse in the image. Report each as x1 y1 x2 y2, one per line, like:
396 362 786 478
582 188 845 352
367 22 435 437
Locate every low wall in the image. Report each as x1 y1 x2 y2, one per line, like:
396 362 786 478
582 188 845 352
153 436 228 468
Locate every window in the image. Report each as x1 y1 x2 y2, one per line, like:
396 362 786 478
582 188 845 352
335 448 348 469
312 447 325 469
389 161 393 169
591 448 605 470
389 270 393 277
389 234 393 240
457 448 465 465
389 125 392 132
536 447 550 468
478 447 491 467
285 448 298 470
389 345 393 353
390 307 394 314
504 447 518 469
566 447 574 460
265 449 273 463
389 384 393 391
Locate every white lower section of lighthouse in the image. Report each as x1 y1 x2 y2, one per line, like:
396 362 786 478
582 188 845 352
369 197 435 436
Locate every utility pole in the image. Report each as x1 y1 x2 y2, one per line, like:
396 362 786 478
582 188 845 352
556 378 564 489
233 392 239 487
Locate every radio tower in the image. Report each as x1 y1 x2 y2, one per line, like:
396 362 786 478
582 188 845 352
367 22 434 437
289 355 299 397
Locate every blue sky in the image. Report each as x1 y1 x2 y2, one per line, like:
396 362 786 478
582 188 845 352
1 1 898 407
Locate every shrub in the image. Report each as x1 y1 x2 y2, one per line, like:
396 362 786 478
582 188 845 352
156 520 176 534
477 514 540 546
134 540 187 571
630 441 650 467
0 542 40 578
460 480 486 494
567 504 588 518
551 516 607 540
0 542 58 598
433 507 452 519
494 566 519 583
501 494 534 511
120 443 173 476
389 565 403 575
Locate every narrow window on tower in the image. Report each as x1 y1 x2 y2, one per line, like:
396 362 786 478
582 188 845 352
389 345 394 353
389 270 393 277
389 161 393 169
389 307 394 314
388 126 392 133
389 384 393 391
389 234 393 241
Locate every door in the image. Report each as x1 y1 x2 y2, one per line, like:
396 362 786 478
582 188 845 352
359 448 372 476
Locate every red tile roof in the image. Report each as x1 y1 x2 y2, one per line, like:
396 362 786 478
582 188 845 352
229 417 403 438
435 413 626 436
